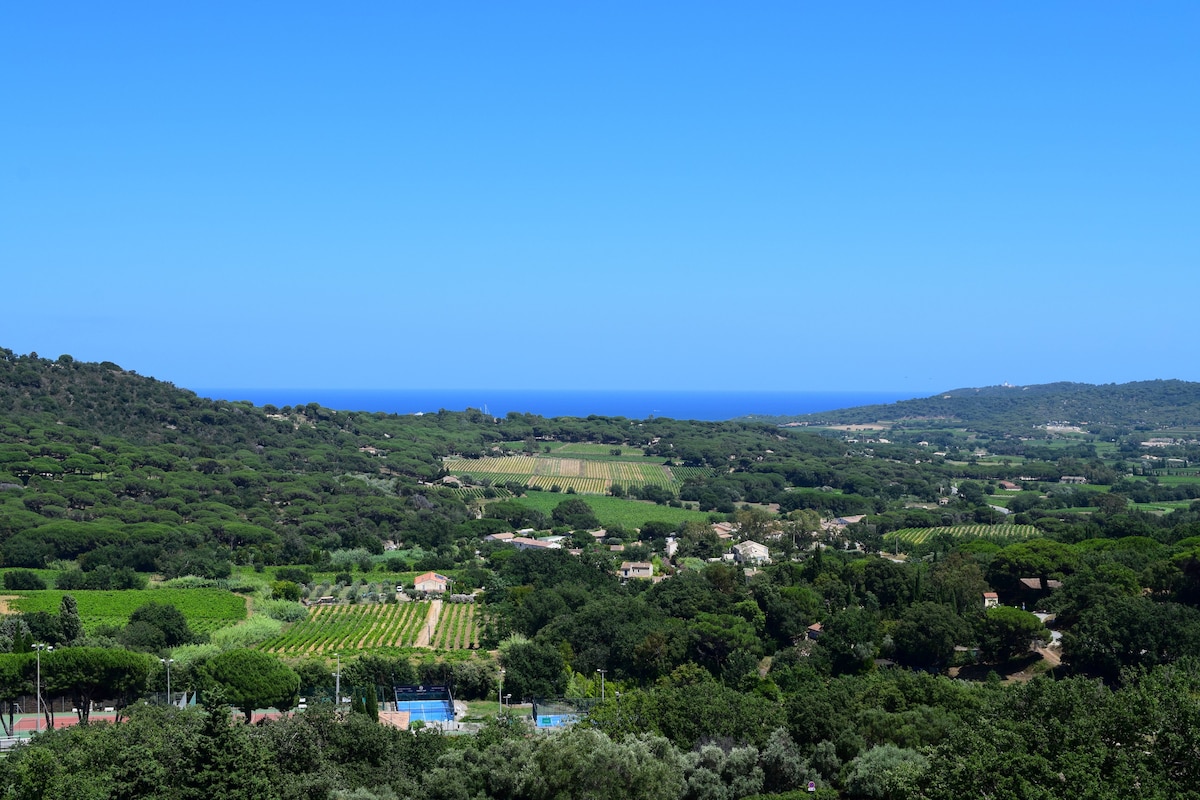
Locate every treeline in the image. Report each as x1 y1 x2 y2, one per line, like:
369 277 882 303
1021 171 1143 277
4 659 1200 800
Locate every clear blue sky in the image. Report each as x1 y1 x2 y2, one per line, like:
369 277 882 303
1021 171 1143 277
3 2 1197 393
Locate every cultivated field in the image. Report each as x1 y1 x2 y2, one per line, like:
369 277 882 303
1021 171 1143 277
258 601 432 655
445 454 703 495
884 524 1039 547
5 589 247 635
505 493 711 530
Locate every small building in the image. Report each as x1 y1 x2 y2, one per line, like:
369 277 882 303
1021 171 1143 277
618 561 653 580
510 536 562 551
1059 475 1088 485
1016 577 1063 608
414 572 450 593
983 591 1000 609
712 522 737 537
998 481 1020 491
806 622 823 641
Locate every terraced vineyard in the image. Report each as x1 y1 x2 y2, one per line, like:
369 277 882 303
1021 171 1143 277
258 601 431 655
432 602 481 650
884 524 1040 547
444 455 681 495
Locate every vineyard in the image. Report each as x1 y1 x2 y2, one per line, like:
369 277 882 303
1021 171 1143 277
6 589 247 635
668 466 715 482
446 486 514 500
444 455 686 495
431 602 481 650
258 601 432 655
884 524 1040 547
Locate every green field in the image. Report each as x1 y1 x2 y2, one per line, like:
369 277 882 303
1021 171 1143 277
545 443 654 460
6 589 248 634
1149 474 1200 485
884 524 1039 547
503 493 712 530
1133 502 1193 513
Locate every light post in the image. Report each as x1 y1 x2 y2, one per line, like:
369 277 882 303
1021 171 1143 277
34 644 51 733
333 653 341 711
159 658 174 706
498 667 505 710
596 668 607 701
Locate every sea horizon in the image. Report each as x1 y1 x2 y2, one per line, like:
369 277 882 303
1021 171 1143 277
193 388 928 422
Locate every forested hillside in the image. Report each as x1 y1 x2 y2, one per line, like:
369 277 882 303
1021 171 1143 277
0 348 860 574
5 347 1200 799
782 379 1200 434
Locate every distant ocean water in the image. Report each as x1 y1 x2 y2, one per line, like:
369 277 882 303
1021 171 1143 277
193 389 925 422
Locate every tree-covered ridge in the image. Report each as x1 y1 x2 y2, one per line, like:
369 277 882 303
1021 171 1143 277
0 348 867 572
781 379 1200 433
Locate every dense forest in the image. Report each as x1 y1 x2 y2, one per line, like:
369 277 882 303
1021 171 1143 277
3 348 1200 799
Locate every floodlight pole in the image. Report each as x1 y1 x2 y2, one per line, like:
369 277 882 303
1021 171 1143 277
596 668 606 701
159 658 174 706
34 644 51 733
334 653 341 711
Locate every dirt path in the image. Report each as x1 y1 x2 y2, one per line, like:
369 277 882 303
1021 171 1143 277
1035 646 1061 668
414 599 442 648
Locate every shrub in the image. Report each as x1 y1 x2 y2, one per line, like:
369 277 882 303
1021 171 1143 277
3 570 46 590
271 580 301 602
209 616 283 650
257 599 308 623
275 567 313 586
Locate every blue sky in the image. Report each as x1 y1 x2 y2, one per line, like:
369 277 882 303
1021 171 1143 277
3 2 1197 393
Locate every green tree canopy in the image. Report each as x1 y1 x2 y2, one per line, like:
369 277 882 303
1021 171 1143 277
979 606 1049 663
200 649 300 721
41 647 153 723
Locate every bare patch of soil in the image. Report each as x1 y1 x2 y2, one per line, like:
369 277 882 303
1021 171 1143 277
949 651 1055 683
414 599 442 648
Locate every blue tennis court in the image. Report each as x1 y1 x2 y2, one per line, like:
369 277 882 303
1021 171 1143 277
394 699 454 722
536 713 579 728
394 685 454 723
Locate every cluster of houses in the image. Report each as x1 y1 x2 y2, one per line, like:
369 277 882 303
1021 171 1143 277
481 523 774 584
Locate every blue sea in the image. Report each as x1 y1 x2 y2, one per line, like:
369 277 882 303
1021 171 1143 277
193 389 926 422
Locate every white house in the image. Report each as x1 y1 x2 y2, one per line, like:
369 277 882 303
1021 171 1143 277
731 541 771 565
